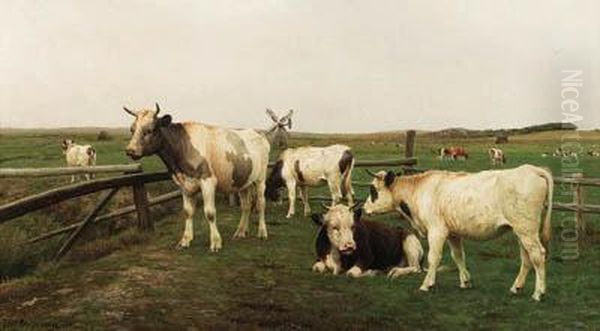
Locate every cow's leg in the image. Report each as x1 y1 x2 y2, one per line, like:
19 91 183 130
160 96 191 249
517 234 546 301
298 186 311 216
327 176 343 205
389 234 423 278
286 179 297 218
448 236 471 288
177 192 197 249
420 229 447 291
255 181 268 239
510 244 532 294
233 188 252 239
200 178 222 252
70 175 75 183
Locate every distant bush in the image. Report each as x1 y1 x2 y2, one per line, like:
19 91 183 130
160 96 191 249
97 130 112 141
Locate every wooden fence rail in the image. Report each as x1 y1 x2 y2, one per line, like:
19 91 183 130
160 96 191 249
0 164 142 178
0 171 170 223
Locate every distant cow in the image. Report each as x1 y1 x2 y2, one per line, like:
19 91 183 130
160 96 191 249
438 146 468 161
364 165 554 301
123 103 270 252
311 204 423 278
488 148 506 165
266 145 354 218
588 150 600 157
61 139 96 183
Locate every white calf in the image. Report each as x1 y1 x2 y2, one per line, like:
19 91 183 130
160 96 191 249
61 139 96 182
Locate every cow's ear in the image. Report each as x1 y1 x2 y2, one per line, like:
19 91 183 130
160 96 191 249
384 171 396 187
353 208 363 222
158 114 172 127
311 213 324 226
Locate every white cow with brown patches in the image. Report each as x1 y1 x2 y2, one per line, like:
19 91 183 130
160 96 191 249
123 103 270 252
61 139 97 183
364 165 554 301
488 148 506 165
265 145 354 218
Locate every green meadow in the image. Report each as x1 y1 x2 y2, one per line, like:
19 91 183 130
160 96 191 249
0 129 598 330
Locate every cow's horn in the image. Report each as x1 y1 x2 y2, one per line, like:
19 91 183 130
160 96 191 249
123 106 137 117
349 201 362 211
365 169 378 177
155 102 161 115
320 202 332 210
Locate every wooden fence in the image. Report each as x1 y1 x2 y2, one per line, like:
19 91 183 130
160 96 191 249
0 157 418 260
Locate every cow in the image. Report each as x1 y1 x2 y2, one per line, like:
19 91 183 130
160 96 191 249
488 148 506 165
587 150 600 157
438 146 468 161
265 145 354 218
123 103 270 252
311 204 423 278
363 165 554 301
61 139 97 183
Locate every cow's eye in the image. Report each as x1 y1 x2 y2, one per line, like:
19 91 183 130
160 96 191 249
143 129 153 136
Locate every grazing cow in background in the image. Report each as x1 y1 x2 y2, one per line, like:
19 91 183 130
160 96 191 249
438 146 468 161
588 150 600 157
488 148 506 165
311 204 423 278
123 103 270 252
61 139 96 183
364 165 554 301
265 145 354 218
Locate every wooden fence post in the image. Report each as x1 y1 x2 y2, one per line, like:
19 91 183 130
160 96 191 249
132 180 153 231
54 188 119 261
572 173 585 239
405 130 416 159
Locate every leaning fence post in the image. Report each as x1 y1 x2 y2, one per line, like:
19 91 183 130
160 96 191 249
132 180 152 231
572 173 585 239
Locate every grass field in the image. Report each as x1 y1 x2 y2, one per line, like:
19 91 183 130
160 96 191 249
0 129 599 330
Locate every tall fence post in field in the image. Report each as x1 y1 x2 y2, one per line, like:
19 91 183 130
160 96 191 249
405 130 416 159
132 180 152 231
572 173 585 240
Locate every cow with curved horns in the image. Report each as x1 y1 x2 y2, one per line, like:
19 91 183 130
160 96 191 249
363 165 554 301
123 103 270 252
265 145 354 218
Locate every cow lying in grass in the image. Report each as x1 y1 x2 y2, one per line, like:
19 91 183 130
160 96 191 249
266 145 354 218
364 165 554 301
61 139 97 183
311 204 423 278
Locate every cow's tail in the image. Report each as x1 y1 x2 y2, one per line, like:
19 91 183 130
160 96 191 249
339 150 354 199
537 167 554 251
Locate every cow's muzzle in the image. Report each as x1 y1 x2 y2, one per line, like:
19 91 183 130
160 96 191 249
125 148 142 160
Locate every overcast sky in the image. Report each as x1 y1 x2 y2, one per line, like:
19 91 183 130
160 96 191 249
1 0 598 132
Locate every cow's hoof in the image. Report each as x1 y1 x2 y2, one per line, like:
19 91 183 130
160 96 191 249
531 292 543 302
419 285 432 292
232 230 247 239
175 242 190 250
346 267 362 278
210 242 222 253
257 230 268 240
312 261 326 273
510 286 522 294
460 281 472 289
286 213 294 219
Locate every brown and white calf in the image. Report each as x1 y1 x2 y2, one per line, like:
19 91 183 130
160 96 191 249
488 148 506 165
61 139 97 182
311 204 423 278
364 165 554 301
438 146 468 161
265 145 354 218
123 103 270 252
